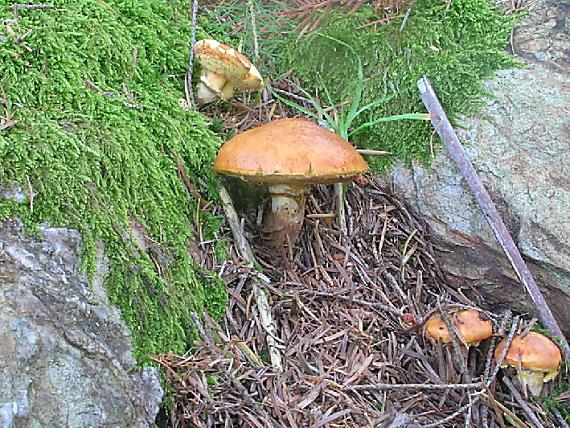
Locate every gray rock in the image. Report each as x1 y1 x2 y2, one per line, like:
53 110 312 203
391 0 570 331
0 219 163 427
0 185 31 203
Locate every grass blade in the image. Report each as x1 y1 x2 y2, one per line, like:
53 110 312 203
349 113 433 138
317 73 340 131
314 33 364 132
354 93 396 117
271 92 321 121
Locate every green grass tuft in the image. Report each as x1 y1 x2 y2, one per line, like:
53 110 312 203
0 0 229 361
282 0 521 171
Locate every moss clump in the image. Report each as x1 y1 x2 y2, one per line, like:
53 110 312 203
542 378 570 422
0 0 229 361
283 0 520 171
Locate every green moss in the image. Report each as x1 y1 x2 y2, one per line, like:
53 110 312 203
542 378 570 422
0 0 229 361
282 0 520 171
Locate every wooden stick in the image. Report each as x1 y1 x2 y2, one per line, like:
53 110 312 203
356 149 391 156
185 0 199 107
248 0 259 62
417 76 570 363
219 186 283 371
502 376 544 428
334 182 347 235
348 381 483 391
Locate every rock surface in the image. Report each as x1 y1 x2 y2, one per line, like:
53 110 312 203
0 216 163 427
391 0 570 331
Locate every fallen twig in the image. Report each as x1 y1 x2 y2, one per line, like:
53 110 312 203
399 0 414 32
552 409 570 428
438 300 469 379
502 376 544 428
13 3 54 9
185 0 199 107
487 316 520 387
348 381 483 391
219 186 282 371
422 395 482 428
490 396 532 428
357 148 391 156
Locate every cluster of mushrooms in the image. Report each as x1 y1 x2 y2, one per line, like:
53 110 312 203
194 40 368 247
425 308 562 396
195 39 563 397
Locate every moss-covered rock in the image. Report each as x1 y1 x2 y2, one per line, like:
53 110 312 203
282 0 520 171
0 0 228 361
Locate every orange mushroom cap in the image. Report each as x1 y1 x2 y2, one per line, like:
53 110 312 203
214 118 368 185
494 331 562 374
425 309 493 346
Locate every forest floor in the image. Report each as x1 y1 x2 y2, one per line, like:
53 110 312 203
153 1 568 426
155 83 567 427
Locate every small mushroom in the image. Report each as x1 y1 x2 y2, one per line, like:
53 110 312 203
194 39 263 105
494 331 562 396
214 118 368 248
425 309 493 351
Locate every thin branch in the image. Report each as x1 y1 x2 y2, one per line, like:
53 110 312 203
186 0 199 107
308 291 403 316
484 311 511 380
13 3 54 9
357 148 391 156
552 409 570 428
219 186 283 371
399 1 414 32
438 300 469 379
486 315 520 387
335 182 348 236
502 376 544 428
422 396 483 427
248 0 259 62
348 382 483 391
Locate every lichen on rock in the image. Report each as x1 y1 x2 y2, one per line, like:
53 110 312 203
0 219 164 426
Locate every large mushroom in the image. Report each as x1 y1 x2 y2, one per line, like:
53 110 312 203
214 118 368 247
194 39 263 105
494 331 562 396
425 309 493 352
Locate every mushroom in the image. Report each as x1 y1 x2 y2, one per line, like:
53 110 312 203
213 118 368 247
494 331 562 396
425 309 493 351
194 39 263 105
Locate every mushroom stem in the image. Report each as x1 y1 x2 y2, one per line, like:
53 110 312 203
196 82 219 104
196 71 229 105
264 184 307 248
220 81 234 101
517 370 547 396
202 70 227 92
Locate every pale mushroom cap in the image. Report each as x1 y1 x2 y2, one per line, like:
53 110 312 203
194 39 263 90
213 118 368 185
494 332 562 373
425 309 493 345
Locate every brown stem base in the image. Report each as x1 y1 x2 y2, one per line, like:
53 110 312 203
263 184 307 251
